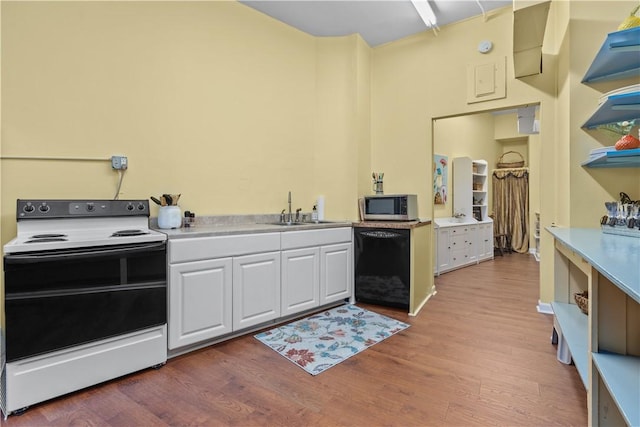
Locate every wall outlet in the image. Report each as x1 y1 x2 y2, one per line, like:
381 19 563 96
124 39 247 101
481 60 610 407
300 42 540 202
111 156 128 170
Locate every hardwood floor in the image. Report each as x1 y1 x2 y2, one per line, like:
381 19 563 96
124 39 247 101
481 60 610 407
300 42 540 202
4 254 587 426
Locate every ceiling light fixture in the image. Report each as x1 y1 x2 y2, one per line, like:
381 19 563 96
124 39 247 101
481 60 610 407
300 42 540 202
411 0 440 35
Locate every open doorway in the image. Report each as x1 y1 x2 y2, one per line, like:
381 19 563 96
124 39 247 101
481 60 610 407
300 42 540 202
432 104 541 259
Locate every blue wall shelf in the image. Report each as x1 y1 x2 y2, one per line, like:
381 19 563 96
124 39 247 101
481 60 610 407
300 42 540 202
582 27 640 83
582 148 640 168
582 90 640 130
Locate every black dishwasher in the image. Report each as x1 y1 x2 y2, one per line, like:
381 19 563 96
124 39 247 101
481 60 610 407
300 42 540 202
354 227 410 309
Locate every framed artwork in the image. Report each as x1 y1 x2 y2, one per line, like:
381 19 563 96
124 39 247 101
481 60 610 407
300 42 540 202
433 155 448 205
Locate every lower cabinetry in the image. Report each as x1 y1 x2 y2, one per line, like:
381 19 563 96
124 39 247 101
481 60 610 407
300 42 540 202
548 228 640 427
168 228 352 352
434 219 493 275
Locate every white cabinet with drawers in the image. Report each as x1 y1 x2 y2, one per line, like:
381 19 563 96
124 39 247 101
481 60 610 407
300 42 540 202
434 219 493 275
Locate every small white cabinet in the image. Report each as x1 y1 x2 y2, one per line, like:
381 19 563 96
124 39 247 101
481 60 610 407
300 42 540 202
167 232 280 350
233 252 281 330
477 221 494 261
436 228 452 273
281 247 320 316
320 242 352 304
281 227 353 310
434 219 493 275
168 258 232 349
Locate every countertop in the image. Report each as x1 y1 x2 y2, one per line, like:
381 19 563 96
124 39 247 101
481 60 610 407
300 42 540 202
352 218 432 229
153 214 353 239
546 227 640 303
433 217 493 228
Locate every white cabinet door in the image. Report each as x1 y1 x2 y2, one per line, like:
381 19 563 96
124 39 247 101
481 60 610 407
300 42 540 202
168 258 233 349
281 247 320 316
320 242 352 304
478 222 494 261
436 228 451 274
467 225 478 263
233 252 281 330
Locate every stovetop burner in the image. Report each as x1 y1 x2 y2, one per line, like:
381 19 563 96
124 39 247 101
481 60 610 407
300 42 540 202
5 199 167 254
25 237 68 243
111 229 150 237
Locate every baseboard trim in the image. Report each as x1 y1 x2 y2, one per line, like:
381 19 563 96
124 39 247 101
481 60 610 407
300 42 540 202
537 300 553 314
409 286 437 317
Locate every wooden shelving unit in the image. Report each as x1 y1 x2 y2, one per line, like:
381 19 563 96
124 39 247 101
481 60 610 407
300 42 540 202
567 25 640 426
548 227 640 427
471 160 488 221
453 157 489 221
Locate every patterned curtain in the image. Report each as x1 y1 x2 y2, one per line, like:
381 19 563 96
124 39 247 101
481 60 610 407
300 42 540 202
492 168 529 253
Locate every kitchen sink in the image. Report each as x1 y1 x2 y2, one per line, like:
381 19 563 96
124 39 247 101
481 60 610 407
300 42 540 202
264 221 335 226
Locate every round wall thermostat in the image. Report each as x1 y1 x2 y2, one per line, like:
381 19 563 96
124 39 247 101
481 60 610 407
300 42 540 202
478 40 493 53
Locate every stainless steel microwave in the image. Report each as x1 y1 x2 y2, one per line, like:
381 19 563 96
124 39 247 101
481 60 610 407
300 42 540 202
363 194 418 221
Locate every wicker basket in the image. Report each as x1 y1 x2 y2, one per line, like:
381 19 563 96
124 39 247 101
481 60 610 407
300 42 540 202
497 151 525 168
574 291 588 315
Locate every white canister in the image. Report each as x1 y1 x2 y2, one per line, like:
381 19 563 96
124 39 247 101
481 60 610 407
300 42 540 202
158 206 182 229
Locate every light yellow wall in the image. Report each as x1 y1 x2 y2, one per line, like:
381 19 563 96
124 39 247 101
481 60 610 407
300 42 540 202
371 5 558 224
0 1 366 246
315 35 371 222
568 1 640 229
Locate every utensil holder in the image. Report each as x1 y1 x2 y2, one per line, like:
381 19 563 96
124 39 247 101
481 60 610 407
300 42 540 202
158 206 182 229
373 181 384 195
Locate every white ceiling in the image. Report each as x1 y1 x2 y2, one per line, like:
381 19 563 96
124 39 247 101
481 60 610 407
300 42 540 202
239 0 513 47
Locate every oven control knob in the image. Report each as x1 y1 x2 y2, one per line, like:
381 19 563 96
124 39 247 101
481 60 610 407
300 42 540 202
86 203 95 212
23 203 35 213
126 203 134 211
38 203 50 213
137 203 145 211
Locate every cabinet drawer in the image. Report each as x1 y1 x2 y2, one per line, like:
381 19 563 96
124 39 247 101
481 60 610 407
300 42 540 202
281 227 351 250
450 234 469 249
449 226 470 235
451 248 470 266
169 233 280 263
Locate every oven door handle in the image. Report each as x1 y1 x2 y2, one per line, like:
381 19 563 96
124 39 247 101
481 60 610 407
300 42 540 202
4 241 166 264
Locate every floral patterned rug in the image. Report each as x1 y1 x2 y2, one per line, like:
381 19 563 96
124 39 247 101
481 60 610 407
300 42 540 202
254 304 410 375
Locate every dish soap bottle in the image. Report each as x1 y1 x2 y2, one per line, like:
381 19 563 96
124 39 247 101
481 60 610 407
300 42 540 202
311 205 318 222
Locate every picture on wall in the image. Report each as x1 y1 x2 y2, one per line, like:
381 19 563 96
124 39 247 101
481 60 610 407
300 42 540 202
433 155 448 205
